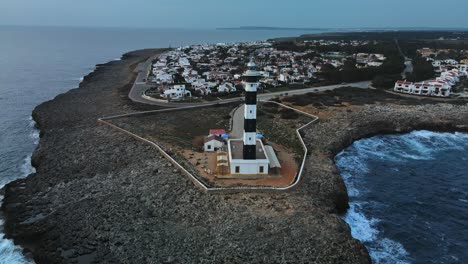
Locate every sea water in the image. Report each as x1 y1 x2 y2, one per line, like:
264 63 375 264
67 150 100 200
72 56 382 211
0 25 323 263
336 131 468 264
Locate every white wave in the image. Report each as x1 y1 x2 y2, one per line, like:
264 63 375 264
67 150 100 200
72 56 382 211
369 238 412 264
27 117 40 148
344 203 379 242
344 202 411 264
0 237 32 264
0 195 33 264
29 131 39 146
72 77 84 82
114 58 121 61
344 130 468 164
20 155 36 177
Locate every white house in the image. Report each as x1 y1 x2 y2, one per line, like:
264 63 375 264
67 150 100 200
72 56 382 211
367 61 383 67
204 135 225 152
195 86 211 96
162 84 191 100
445 59 458 65
432 60 442 67
217 83 236 93
394 80 451 97
156 73 173 84
279 73 290 83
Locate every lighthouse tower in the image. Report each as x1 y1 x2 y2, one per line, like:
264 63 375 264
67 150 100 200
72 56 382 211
226 58 271 176
242 59 262 160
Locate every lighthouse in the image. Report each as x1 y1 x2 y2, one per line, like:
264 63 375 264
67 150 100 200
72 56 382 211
226 59 271 176
242 59 262 160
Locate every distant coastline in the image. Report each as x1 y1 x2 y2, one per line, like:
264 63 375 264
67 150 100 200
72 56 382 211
218 26 468 31
217 26 329 31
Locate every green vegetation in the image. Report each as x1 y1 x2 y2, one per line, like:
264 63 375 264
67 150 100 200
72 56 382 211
316 54 404 83
274 38 405 84
406 57 435 82
372 74 402 89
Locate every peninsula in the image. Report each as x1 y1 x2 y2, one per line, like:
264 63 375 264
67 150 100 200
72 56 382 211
2 32 468 263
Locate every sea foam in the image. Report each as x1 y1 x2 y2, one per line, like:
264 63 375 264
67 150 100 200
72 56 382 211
0 195 32 264
0 238 31 264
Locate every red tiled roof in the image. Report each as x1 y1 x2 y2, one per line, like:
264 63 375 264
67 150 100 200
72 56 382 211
396 80 412 85
209 129 226 135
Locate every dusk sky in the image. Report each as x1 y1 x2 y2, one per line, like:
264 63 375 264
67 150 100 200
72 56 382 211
1 0 468 29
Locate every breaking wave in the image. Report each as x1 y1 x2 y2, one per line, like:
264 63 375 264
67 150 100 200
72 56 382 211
28 117 39 145
0 117 39 263
337 130 468 264
0 197 32 264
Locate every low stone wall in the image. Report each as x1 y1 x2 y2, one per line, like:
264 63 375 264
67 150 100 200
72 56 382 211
98 100 319 192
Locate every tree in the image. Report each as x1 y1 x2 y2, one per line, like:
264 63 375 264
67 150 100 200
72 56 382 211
411 56 435 82
372 74 401 89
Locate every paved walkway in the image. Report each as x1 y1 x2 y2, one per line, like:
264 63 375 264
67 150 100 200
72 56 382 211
230 105 244 139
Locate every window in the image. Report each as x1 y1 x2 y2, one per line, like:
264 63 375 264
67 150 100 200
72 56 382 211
249 137 252 141
259 166 264 173
250 110 252 114
207 145 211 149
235 166 240 173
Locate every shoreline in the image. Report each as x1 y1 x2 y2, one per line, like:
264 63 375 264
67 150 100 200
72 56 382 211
1 47 467 263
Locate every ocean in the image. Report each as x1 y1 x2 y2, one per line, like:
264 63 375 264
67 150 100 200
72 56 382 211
0 25 323 263
337 131 468 264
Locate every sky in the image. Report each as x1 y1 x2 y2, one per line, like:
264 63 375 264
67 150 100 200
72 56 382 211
1 0 468 29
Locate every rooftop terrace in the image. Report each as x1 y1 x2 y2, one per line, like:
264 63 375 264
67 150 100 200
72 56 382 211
228 139 267 160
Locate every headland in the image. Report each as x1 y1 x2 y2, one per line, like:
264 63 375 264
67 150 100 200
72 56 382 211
2 41 468 263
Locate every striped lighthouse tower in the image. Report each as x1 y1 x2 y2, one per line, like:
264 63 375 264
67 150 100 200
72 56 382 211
242 59 262 160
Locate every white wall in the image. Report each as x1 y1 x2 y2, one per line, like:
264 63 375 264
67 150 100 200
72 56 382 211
243 132 257 146
244 105 257 119
204 140 224 152
230 160 269 175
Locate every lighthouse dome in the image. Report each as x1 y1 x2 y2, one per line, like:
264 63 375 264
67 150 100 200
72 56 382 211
247 60 256 68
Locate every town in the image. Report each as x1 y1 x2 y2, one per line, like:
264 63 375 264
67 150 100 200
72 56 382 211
144 39 468 102
145 39 388 101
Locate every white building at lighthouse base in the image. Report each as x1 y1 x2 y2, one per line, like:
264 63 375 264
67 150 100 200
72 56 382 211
227 139 270 176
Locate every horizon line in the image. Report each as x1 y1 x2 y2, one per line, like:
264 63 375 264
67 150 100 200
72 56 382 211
1 24 468 32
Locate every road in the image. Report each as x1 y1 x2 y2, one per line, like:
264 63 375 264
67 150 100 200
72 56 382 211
128 55 157 105
394 38 413 78
128 54 371 108
230 105 245 139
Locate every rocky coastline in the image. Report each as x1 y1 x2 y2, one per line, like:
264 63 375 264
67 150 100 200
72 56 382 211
2 48 467 263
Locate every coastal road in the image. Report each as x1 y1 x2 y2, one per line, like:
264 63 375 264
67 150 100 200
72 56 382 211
128 53 371 108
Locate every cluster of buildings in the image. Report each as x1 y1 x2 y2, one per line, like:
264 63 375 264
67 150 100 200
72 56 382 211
147 40 387 100
417 47 468 61
394 48 467 97
303 39 375 47
394 64 467 97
